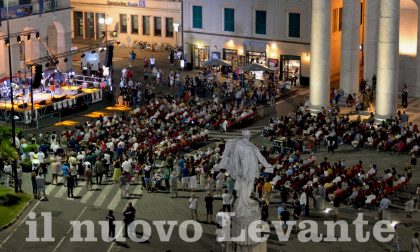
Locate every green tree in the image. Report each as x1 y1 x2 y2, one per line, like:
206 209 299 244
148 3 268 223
0 126 18 161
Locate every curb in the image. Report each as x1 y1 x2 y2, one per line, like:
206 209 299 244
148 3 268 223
0 197 34 232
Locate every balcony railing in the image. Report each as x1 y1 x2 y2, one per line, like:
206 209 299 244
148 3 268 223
0 0 70 21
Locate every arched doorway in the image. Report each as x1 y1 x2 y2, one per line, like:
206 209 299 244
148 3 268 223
46 21 67 71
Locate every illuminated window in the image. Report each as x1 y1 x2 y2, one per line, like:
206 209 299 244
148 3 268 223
120 14 127 33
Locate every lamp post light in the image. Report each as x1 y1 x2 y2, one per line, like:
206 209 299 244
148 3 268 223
99 16 113 44
6 0 18 193
173 23 179 48
98 16 114 98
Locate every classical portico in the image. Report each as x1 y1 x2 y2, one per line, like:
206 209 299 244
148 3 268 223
310 0 406 119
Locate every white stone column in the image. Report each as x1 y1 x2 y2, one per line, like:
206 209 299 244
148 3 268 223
375 0 400 120
340 0 361 95
364 0 380 82
309 0 331 111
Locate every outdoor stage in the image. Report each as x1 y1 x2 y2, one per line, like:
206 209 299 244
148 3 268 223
0 85 104 125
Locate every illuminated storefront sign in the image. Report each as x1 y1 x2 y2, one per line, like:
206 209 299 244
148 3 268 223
106 0 146 7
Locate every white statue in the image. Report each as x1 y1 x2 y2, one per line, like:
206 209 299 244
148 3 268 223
217 130 273 218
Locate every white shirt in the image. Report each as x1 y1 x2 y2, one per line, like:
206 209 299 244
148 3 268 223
412 238 419 252
222 193 232 205
37 152 45 163
150 57 156 65
189 197 198 209
122 160 131 173
299 192 307 205
3 164 12 174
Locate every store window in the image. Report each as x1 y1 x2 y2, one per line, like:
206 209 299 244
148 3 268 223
154 17 162 36
288 13 300 38
85 12 94 39
193 45 209 68
96 13 105 39
131 15 139 34
192 5 203 29
166 17 174 37
255 10 266 35
223 49 238 66
19 42 25 61
280 55 301 83
74 11 84 38
339 7 343 31
246 51 266 65
224 8 235 32
120 14 127 33
143 16 150 35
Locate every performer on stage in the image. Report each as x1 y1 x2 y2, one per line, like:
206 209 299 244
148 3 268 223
49 81 56 98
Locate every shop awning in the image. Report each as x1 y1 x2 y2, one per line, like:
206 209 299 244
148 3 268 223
203 59 231 67
243 41 267 53
241 63 274 72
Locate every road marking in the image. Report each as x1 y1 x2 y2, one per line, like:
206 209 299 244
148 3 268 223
106 187 122 211
66 206 87 234
52 236 66 252
52 206 87 252
46 177 64 195
106 227 124 252
54 185 68 199
80 187 96 204
93 184 114 207
0 200 41 249
130 185 143 206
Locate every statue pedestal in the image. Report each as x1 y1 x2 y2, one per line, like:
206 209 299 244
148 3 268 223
226 212 267 252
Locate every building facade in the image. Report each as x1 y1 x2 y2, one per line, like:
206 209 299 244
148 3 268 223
182 0 312 84
70 0 182 48
0 0 72 77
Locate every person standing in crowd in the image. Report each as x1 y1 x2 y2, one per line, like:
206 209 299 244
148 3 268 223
123 202 136 238
222 190 232 212
402 85 408 108
2 162 12 188
299 190 307 217
416 184 420 210
68 154 78 187
204 191 214 223
170 171 178 198
61 162 70 187
378 194 391 220
119 172 128 199
67 174 74 198
215 170 225 197
405 195 415 227
95 157 105 185
129 50 136 67
16 166 23 193
106 210 116 241
31 171 37 198
181 165 189 192
150 55 156 69
263 179 272 203
413 233 419 252
261 200 269 221
84 162 93 191
36 172 47 200
189 193 198 221
391 224 400 252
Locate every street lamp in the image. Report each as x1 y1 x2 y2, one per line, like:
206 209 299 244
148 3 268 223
5 0 18 193
99 16 113 43
173 23 179 48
